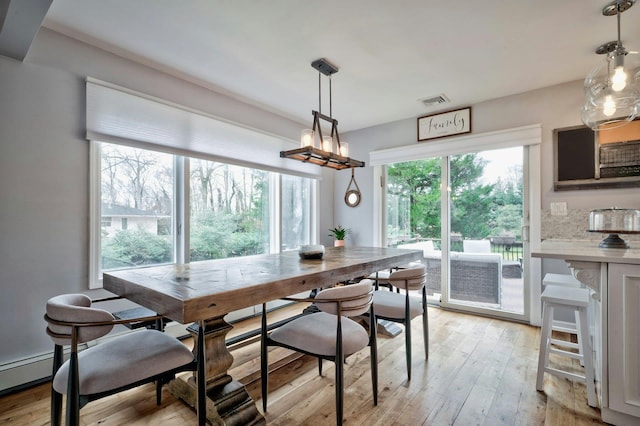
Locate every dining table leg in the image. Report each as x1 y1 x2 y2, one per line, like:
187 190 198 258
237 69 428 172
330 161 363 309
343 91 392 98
168 315 266 425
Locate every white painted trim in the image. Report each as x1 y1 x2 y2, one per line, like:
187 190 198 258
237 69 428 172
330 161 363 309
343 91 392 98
271 173 281 253
0 350 55 392
89 141 101 289
311 179 320 244
370 124 542 166
529 143 543 326
372 166 384 246
0 322 190 393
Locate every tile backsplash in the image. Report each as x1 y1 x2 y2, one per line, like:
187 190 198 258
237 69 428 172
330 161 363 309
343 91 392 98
541 208 640 243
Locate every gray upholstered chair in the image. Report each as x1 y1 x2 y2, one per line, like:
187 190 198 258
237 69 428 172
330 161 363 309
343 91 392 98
260 280 377 425
45 294 206 426
372 265 428 380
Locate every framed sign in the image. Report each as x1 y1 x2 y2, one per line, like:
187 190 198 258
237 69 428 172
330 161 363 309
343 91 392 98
418 107 472 141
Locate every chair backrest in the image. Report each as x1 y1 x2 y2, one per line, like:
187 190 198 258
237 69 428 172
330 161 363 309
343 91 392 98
388 265 427 291
463 239 491 253
46 294 115 346
314 280 373 317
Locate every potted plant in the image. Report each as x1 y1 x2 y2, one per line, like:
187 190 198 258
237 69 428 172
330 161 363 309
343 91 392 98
329 225 350 247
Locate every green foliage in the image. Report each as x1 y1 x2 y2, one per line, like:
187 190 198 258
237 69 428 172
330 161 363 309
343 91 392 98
328 225 350 240
190 211 267 261
102 228 172 266
450 183 494 238
387 152 523 242
491 204 523 238
388 159 442 239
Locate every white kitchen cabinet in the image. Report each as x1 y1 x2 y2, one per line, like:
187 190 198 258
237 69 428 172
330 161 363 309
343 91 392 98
608 263 640 418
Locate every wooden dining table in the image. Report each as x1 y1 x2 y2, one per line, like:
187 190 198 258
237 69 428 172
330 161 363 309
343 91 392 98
103 246 422 425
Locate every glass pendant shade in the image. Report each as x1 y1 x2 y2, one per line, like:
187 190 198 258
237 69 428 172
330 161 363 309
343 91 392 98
582 51 640 130
582 85 640 130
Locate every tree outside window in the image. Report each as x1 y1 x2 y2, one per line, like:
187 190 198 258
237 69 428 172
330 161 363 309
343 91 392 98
98 142 313 276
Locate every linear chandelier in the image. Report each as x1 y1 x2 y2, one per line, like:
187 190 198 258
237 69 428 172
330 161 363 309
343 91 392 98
582 0 640 130
280 58 365 170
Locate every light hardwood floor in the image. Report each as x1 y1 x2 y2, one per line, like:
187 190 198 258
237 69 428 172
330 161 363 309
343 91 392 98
0 306 604 425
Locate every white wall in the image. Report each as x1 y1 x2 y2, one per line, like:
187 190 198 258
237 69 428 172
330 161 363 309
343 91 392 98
337 80 640 246
0 29 334 389
0 55 86 364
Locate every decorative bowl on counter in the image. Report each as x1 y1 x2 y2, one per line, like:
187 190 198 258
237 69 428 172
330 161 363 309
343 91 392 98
299 245 325 259
588 208 640 249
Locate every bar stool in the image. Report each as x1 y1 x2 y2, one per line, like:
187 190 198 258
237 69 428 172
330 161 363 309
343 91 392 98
536 285 597 407
542 273 582 337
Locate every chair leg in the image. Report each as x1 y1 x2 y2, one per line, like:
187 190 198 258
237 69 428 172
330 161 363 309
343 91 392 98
422 288 429 360
156 380 162 405
318 358 323 376
66 350 80 426
51 345 63 426
335 316 344 425
574 309 585 367
370 309 378 406
536 303 554 391
405 321 412 381
405 291 412 381
578 307 597 407
335 357 344 425
260 304 268 413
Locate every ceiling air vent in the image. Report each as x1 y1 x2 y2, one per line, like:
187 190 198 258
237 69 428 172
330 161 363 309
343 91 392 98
419 94 450 107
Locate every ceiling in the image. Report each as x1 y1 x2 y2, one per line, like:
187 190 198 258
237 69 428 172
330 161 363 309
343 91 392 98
29 0 640 131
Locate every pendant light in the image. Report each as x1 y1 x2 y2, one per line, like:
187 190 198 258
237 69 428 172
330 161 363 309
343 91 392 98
280 58 365 170
582 0 640 130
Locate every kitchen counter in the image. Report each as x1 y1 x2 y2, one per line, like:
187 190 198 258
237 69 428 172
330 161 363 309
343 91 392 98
532 239 640 265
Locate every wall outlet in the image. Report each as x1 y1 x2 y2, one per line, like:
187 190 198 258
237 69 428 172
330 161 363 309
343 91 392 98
550 202 568 216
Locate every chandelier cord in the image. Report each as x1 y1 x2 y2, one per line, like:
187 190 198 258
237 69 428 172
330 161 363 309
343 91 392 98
318 72 321 115
617 1 622 52
329 75 333 118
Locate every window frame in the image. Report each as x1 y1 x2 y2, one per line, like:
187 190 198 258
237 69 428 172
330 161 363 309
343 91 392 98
89 140 318 289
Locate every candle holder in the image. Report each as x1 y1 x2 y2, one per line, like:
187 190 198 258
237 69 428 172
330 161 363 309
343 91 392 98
322 136 333 153
300 129 314 148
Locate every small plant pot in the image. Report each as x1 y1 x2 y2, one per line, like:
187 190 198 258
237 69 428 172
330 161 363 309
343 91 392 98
334 240 345 247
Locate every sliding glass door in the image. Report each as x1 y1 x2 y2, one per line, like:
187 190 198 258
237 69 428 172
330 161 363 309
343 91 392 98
385 145 529 321
445 147 525 317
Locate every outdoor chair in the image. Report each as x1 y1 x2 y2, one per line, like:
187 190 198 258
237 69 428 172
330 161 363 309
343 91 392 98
463 239 491 253
464 238 521 279
45 293 206 426
261 280 377 425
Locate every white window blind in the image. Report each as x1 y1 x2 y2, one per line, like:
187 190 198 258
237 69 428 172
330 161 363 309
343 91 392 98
369 124 542 166
86 78 321 178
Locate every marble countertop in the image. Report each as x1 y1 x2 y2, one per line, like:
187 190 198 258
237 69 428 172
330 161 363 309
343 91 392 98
532 240 640 264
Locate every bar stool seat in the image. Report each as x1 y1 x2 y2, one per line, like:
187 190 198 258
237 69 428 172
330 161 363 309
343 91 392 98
536 285 596 407
542 273 582 336
543 272 581 288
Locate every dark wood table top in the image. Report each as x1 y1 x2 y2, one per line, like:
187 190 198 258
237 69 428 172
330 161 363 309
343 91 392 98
103 246 422 323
